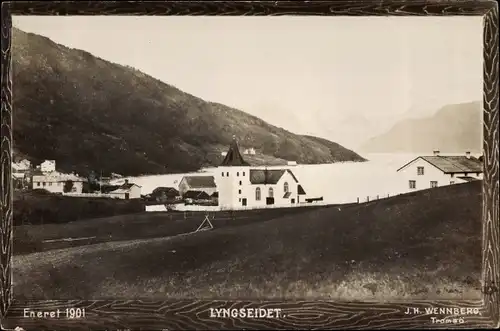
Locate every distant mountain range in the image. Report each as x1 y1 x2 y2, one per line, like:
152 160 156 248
11 28 365 176
359 101 482 154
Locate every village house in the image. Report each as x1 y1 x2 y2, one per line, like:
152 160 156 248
108 180 142 200
12 159 31 172
12 159 32 189
32 171 86 194
216 137 307 209
39 160 56 173
178 175 217 197
396 150 483 191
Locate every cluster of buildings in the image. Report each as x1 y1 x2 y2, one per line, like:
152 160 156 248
12 159 142 200
171 137 308 209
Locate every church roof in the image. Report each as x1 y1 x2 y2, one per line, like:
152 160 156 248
220 137 250 167
249 169 299 185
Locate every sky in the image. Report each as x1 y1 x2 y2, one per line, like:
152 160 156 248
12 16 483 150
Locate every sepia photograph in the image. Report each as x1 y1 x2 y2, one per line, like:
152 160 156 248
10 13 486 303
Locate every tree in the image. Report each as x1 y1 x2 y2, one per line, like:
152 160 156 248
63 180 74 193
87 170 97 185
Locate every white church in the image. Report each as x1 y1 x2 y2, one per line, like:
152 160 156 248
215 137 307 209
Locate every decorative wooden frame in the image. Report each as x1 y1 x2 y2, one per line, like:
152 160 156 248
0 1 498 330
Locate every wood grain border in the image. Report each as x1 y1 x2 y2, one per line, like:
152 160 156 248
1 1 498 330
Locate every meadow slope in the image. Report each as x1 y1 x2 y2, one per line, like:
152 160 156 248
13 181 482 300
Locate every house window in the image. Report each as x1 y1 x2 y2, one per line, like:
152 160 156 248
284 182 289 193
72 187 77 192
430 181 438 188
237 172 239 176
409 180 416 189
222 172 224 177
450 173 454 178
239 181 242 185
255 187 261 201
476 172 480 176
268 187 274 198
450 181 455 185
36 182 40 187
291 198 295 204
239 198 241 202
238 189 241 194
226 172 229 176
417 167 424 175
42 182 46 186
464 172 468 176
242 172 245 176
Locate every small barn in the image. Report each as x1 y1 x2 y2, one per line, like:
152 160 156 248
183 190 212 204
109 180 142 200
151 187 180 203
178 175 217 197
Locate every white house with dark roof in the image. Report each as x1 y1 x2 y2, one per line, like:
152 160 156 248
215 137 306 209
178 175 217 197
396 150 483 192
109 180 142 199
32 171 86 194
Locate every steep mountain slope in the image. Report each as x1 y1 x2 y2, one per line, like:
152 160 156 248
360 101 482 153
12 28 365 176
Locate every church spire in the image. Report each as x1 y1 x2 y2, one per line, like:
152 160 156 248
220 136 250 167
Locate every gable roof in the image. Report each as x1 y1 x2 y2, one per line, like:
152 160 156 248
249 169 299 185
111 182 141 193
298 184 306 195
220 137 250 167
32 171 85 182
181 176 216 188
152 187 179 196
397 156 483 174
183 190 211 199
120 183 141 189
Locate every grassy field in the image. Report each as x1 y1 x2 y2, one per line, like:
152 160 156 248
15 206 332 254
13 190 145 227
13 181 482 300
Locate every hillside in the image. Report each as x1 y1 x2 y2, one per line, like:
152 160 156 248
13 181 481 300
360 101 482 153
12 28 365 176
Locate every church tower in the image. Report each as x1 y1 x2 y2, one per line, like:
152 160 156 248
216 136 251 209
